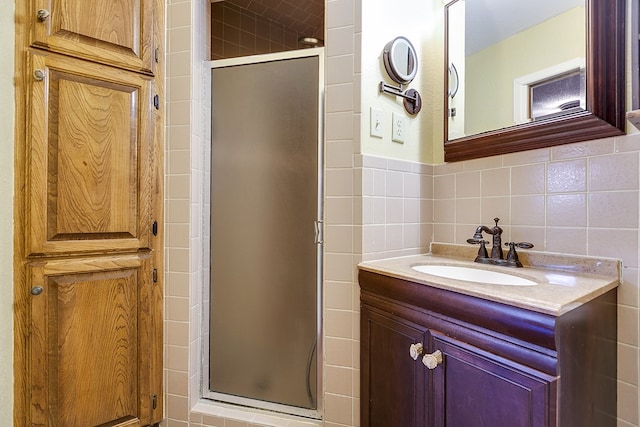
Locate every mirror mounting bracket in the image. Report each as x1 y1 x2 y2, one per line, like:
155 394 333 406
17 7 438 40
379 82 422 115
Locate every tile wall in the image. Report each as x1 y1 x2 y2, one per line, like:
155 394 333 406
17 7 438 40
321 2 361 424
432 136 640 427
210 2 303 60
359 155 433 261
165 0 639 426
165 0 205 424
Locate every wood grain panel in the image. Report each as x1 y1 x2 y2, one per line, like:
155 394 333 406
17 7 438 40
29 254 152 426
432 332 555 427
149 2 165 421
361 306 429 427
30 0 154 74
27 52 152 256
59 0 137 50
54 78 136 236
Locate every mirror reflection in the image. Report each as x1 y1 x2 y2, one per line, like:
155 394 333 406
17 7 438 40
392 42 413 79
447 0 586 140
383 36 418 85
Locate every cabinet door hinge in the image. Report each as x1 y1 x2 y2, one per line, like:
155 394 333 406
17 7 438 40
152 393 158 410
154 48 159 63
152 268 158 283
153 94 160 110
152 220 158 236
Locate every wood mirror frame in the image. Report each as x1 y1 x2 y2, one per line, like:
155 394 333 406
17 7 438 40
443 0 626 162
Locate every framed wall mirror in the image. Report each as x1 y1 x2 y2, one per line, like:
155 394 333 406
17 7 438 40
444 0 626 162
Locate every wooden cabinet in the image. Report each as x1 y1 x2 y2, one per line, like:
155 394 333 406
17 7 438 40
361 307 429 427
431 332 555 427
360 270 617 427
29 0 155 74
26 52 154 256
28 254 155 426
21 51 161 426
15 0 164 425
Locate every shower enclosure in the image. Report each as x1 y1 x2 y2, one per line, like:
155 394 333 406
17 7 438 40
206 51 323 418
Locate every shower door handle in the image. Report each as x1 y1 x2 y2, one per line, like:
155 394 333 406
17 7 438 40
314 220 323 245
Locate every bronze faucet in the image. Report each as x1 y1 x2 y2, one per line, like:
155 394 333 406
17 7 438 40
467 218 533 267
467 217 503 260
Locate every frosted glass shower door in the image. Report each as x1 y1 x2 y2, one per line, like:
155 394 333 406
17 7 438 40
209 55 321 413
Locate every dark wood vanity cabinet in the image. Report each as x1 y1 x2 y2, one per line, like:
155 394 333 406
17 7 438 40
359 269 617 427
429 332 555 427
362 307 429 427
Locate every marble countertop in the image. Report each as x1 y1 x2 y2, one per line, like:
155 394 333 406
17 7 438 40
358 243 621 316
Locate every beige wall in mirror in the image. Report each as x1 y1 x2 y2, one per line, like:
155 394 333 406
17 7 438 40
448 1 586 140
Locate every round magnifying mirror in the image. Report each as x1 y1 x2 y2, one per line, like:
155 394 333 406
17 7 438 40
382 36 418 85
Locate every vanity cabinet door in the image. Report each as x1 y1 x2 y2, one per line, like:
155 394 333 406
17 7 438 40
430 332 558 427
361 305 430 427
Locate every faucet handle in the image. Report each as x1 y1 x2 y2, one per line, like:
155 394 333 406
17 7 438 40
467 239 489 260
504 241 534 252
466 238 486 245
511 242 534 249
504 242 534 267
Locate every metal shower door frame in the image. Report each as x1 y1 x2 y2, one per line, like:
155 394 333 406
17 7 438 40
202 48 325 420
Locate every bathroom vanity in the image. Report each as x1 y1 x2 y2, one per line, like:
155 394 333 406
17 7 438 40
359 245 619 427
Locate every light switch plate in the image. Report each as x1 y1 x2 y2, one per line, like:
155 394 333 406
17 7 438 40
392 112 405 143
370 107 384 138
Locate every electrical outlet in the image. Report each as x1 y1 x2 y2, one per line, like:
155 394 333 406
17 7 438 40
392 113 405 143
370 107 384 138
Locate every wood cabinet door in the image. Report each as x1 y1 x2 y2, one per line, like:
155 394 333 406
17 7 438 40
28 255 155 426
361 306 430 427
431 332 557 427
20 50 162 426
29 0 154 74
26 52 153 257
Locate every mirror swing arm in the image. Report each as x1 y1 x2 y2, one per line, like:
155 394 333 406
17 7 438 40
443 0 626 162
379 82 422 115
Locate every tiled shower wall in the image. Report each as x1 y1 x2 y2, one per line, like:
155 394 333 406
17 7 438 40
210 1 303 59
165 0 207 424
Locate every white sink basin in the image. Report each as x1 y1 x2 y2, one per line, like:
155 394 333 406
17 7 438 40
412 265 538 286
